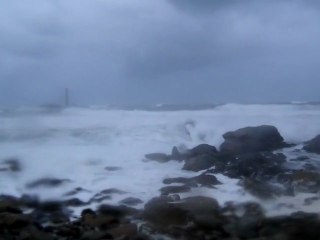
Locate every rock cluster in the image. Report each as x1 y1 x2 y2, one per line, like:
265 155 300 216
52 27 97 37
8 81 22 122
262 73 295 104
2 125 320 239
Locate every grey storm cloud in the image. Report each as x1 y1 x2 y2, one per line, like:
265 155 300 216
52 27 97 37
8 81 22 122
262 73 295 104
0 0 320 106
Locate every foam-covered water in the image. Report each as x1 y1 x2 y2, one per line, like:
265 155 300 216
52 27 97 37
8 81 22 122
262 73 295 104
1 104 320 216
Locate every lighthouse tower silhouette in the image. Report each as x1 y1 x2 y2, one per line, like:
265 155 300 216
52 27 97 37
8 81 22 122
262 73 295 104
65 88 69 107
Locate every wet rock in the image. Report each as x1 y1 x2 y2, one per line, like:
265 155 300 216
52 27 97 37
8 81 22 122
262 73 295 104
278 170 320 193
303 135 320 154
108 223 138 239
239 178 293 199
100 188 127 195
183 154 218 171
80 230 113 240
144 153 170 163
304 196 320 206
259 212 320 240
105 166 122 171
291 156 310 161
163 173 221 188
90 189 126 203
119 197 143 206
179 196 223 229
98 204 139 218
224 202 265 239
82 211 119 230
0 199 23 214
17 225 55 240
187 144 218 158
64 198 87 207
2 158 21 172
143 196 189 228
26 178 71 189
160 185 191 195
228 152 286 179
171 146 183 160
220 125 286 155
0 213 30 229
64 187 90 197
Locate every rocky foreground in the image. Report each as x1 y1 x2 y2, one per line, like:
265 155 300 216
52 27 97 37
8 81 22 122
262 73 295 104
1 125 320 240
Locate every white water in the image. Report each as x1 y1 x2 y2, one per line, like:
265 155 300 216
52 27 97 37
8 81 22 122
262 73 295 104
0 104 320 216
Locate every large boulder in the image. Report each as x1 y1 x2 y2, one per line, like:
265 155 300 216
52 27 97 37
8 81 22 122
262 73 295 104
303 135 320 154
143 196 223 231
220 125 286 155
171 144 218 160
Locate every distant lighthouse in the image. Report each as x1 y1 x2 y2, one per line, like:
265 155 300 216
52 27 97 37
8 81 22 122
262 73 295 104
65 88 69 107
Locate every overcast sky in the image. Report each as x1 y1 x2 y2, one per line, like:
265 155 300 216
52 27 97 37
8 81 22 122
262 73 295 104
0 0 319 106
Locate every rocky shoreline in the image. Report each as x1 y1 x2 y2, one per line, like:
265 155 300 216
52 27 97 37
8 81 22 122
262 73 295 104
1 125 320 239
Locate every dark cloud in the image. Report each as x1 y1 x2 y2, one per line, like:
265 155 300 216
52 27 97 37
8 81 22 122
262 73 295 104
0 0 319 106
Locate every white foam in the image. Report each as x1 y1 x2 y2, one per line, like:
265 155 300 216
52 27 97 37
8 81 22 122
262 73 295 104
0 104 320 215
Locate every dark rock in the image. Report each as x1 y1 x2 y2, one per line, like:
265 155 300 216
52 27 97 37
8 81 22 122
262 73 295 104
179 196 223 229
238 178 293 199
303 135 320 154
143 195 223 232
119 197 143 206
2 158 21 172
143 196 189 227
64 198 87 207
259 212 320 240
144 153 170 163
100 188 127 195
82 212 119 229
16 225 54 240
63 187 90 197
0 199 23 214
90 189 126 203
291 156 310 161
80 230 113 240
187 144 218 158
81 208 96 217
171 146 183 160
183 154 217 171
26 178 71 189
220 125 286 155
160 185 191 195
227 152 286 179
223 202 265 239
163 174 221 188
278 170 320 193
98 204 139 218
105 166 122 171
0 213 30 229
108 223 138 239
304 196 320 206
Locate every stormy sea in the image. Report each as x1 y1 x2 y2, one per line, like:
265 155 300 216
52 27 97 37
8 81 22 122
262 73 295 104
1 103 320 239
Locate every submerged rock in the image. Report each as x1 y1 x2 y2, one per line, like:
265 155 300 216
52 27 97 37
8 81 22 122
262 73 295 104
26 178 71 189
278 170 320 193
104 166 122 171
144 153 170 163
239 178 293 199
303 135 320 154
160 185 191 195
119 197 143 206
220 125 287 155
1 158 21 172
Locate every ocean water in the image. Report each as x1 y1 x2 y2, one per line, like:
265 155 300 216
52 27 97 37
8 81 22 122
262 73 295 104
0 103 320 216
